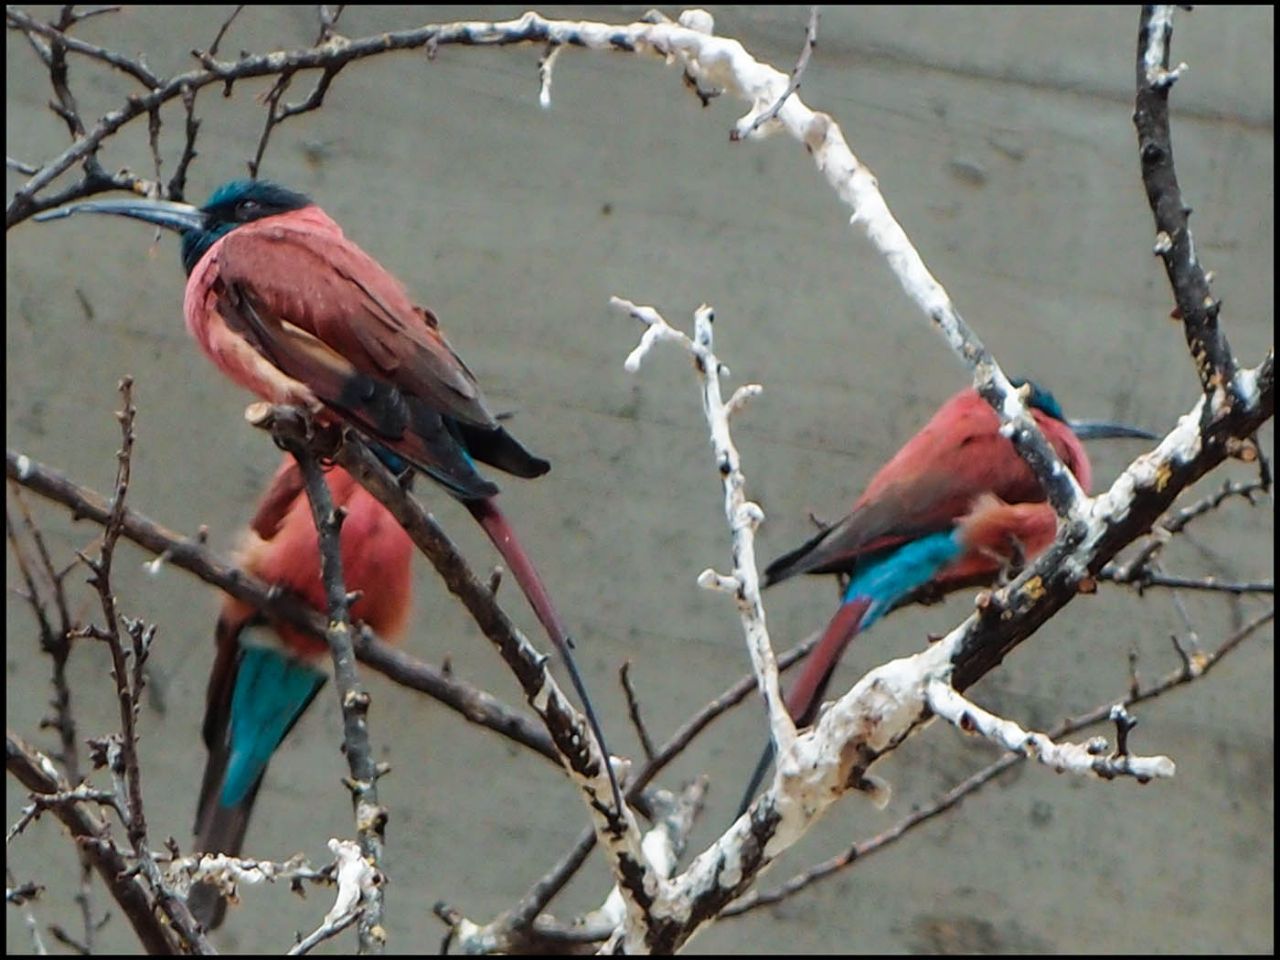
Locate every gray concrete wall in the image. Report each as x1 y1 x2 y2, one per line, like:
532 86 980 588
7 6 1272 954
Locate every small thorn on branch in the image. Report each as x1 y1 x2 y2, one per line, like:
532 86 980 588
697 568 740 593
1110 704 1138 757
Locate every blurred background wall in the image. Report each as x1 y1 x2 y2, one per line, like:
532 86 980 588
7 6 1272 954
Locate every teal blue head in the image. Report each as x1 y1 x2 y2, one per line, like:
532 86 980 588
34 179 312 275
180 180 312 274
1009 377 1065 422
1009 376 1156 441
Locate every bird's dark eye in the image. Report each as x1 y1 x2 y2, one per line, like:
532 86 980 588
235 198 260 219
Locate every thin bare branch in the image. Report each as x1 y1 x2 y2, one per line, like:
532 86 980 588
619 662 656 763
6 732 181 955
1135 6 1240 398
270 429 386 953
208 4 244 57
724 605 1274 915
5 446 558 762
732 6 819 142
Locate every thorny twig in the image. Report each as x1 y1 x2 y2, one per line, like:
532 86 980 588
6 494 80 777
72 379 212 951
6 6 1273 952
1135 6 1240 398
269 424 386 953
5 446 560 762
8 486 96 950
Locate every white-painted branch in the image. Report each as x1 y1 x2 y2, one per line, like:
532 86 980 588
537 43 563 109
322 839 377 927
926 682 1175 781
1141 5 1187 89
459 8 1079 514
593 780 707 931
170 849 325 901
285 840 375 955
611 298 791 755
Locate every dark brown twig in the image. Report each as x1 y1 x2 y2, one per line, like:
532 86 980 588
247 70 296 179
166 83 201 202
1105 569 1272 596
619 662 656 763
78 379 144 837
5 445 559 762
271 429 386 953
6 732 177 955
207 4 244 57
5 5 162 223
1101 476 1271 590
7 487 96 949
71 379 212 952
1134 6 1241 399
13 6 160 87
6 501 73 769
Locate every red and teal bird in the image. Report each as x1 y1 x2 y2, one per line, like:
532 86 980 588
738 381 1154 814
39 181 621 811
190 455 413 928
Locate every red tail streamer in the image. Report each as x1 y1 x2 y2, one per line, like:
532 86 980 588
737 596 873 817
467 497 622 813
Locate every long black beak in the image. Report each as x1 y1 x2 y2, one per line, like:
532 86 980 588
34 197 205 234
1067 419 1158 441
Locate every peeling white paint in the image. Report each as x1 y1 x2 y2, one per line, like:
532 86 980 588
1142 6 1176 81
928 682 1176 780
1234 363 1262 409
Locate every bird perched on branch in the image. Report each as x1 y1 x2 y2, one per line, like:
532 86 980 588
190 455 413 928
39 180 622 813
737 381 1154 815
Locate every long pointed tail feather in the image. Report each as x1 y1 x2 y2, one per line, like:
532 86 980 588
741 531 966 817
784 598 873 729
189 783 262 929
192 645 326 929
736 597 871 818
466 497 622 813
448 419 551 479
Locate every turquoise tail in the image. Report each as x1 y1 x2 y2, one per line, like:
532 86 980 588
843 529 965 628
222 645 327 807
192 644 326 928
738 530 963 817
